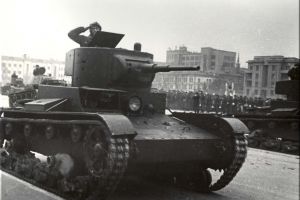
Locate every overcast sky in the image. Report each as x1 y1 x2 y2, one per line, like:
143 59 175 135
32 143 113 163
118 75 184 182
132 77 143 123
0 0 299 67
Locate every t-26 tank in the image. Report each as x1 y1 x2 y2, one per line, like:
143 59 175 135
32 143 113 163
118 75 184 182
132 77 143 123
0 30 248 200
237 63 299 154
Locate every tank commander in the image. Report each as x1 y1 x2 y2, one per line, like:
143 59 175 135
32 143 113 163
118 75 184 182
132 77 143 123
68 22 102 47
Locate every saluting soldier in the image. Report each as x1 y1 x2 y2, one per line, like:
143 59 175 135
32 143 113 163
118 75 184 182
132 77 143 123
68 22 102 47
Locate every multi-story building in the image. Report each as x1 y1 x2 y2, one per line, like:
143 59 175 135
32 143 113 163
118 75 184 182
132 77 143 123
153 46 242 95
200 47 237 74
1 54 69 85
243 56 299 99
166 46 201 68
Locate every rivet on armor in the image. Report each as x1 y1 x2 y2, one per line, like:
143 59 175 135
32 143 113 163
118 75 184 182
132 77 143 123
24 124 31 137
45 125 55 140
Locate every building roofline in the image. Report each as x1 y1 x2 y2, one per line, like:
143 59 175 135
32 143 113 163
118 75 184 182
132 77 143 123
1 55 64 64
201 47 236 54
247 56 299 64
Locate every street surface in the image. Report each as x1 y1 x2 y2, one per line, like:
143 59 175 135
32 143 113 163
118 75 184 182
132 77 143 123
1 148 299 200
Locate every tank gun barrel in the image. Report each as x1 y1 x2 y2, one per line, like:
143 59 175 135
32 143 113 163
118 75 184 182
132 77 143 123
139 64 200 73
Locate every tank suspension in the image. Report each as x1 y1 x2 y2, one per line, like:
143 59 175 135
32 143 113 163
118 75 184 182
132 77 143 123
209 134 247 191
0 118 131 200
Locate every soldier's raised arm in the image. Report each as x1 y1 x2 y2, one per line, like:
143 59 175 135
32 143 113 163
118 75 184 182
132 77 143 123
68 26 90 46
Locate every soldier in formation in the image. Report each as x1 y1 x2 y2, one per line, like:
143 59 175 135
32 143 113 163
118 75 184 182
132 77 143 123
166 90 270 115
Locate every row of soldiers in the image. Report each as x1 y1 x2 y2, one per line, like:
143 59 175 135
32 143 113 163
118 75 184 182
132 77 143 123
166 91 269 115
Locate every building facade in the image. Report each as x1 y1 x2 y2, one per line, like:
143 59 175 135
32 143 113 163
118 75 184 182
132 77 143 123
200 47 237 74
166 46 201 68
243 56 299 99
153 46 242 95
1 55 69 85
152 71 215 92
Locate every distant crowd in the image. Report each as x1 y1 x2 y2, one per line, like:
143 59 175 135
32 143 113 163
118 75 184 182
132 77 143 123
166 91 270 115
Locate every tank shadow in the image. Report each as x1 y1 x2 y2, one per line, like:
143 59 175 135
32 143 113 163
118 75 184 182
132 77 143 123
111 175 228 200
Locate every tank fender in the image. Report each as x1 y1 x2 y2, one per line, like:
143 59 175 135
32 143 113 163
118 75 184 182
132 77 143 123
172 112 249 137
221 117 250 135
96 113 136 138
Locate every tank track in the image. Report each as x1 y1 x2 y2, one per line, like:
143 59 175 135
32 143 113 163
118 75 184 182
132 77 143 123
0 127 130 200
209 134 247 191
240 117 299 155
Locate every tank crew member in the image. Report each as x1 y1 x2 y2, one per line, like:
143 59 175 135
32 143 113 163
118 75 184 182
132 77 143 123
68 22 102 47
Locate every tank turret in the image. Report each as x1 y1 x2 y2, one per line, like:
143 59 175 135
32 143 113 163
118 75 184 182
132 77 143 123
65 37 199 91
236 62 299 154
275 63 300 101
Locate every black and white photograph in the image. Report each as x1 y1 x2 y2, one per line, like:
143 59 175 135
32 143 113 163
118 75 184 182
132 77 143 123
0 0 299 200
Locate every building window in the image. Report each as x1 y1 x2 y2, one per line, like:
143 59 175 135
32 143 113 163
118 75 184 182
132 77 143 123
261 90 267 98
271 73 276 80
281 65 289 70
270 90 274 95
2 63 6 67
255 81 258 87
210 55 216 59
255 90 258 95
246 81 252 87
189 77 193 82
271 81 275 87
255 73 259 79
246 73 252 79
249 66 253 70
246 89 250 95
256 65 259 71
272 65 276 71
14 64 17 67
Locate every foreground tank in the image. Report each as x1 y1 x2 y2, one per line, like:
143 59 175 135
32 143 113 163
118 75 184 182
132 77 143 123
236 63 299 154
0 31 248 200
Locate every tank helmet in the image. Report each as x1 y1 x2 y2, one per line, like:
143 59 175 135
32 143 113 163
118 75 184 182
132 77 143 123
90 22 101 30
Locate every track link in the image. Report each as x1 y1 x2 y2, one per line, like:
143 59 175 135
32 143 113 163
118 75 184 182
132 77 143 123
209 134 247 191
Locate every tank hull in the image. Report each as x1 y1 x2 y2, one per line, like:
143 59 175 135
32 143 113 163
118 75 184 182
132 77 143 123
237 114 299 154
